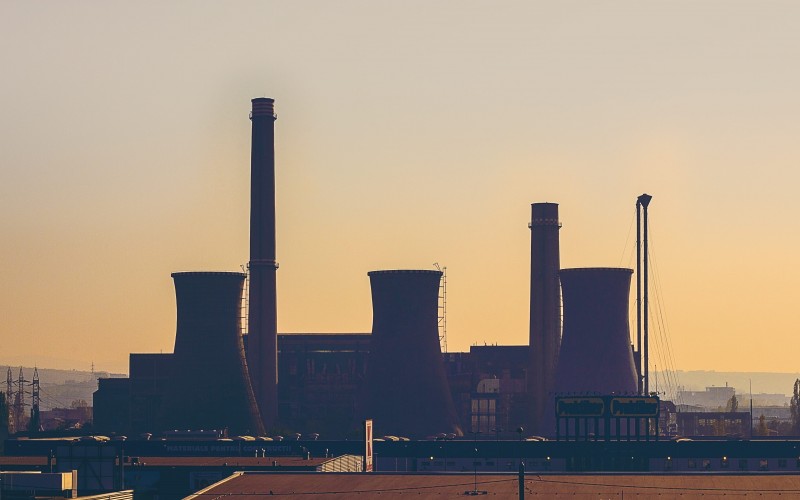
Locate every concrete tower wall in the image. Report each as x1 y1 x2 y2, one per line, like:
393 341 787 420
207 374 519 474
161 272 265 435
553 267 639 395
363 270 462 438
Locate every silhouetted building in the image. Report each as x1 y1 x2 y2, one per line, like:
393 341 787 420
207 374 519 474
277 333 369 437
677 411 751 438
676 386 736 410
95 336 534 438
444 346 530 435
660 400 678 436
39 406 92 431
128 353 172 433
93 378 130 434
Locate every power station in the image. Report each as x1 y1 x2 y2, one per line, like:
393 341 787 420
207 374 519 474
93 98 657 440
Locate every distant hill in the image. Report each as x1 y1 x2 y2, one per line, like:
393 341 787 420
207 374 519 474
655 370 800 396
3 364 798 408
0 365 126 411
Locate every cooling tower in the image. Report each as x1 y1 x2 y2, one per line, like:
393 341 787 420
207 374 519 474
553 268 639 395
528 202 562 435
363 270 462 438
160 272 265 435
248 97 279 427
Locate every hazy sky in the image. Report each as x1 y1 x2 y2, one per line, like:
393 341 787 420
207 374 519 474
2 1 800 377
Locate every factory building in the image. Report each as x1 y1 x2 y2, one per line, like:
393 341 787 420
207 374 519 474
277 333 369 437
94 337 531 438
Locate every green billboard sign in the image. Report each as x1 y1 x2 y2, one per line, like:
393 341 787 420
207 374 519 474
555 397 605 417
609 397 659 418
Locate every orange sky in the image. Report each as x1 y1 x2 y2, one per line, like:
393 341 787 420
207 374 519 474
2 2 800 378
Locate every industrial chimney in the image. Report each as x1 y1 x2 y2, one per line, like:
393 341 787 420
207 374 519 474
247 97 279 428
160 272 265 435
528 202 562 435
363 270 462 438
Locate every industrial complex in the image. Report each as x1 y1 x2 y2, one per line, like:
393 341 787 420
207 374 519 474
5 98 800 499
85 97 658 441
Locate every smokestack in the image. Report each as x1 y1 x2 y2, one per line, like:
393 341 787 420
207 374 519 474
248 97 279 428
363 270 462 439
528 203 561 435
161 272 265 435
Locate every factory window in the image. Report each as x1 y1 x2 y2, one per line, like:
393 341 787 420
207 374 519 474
687 459 697 469
759 459 768 471
702 460 711 470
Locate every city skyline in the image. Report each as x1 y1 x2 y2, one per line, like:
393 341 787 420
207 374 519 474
2 2 800 374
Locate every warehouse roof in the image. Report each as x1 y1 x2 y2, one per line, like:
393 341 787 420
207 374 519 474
189 471 800 499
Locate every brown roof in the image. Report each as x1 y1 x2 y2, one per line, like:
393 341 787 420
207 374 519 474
189 472 800 499
0 456 48 466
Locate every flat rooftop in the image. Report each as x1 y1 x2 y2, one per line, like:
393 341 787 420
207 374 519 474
190 472 800 499
0 456 48 466
131 456 328 467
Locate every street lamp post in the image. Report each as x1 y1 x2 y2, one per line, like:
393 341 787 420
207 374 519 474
465 430 487 496
517 427 525 499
